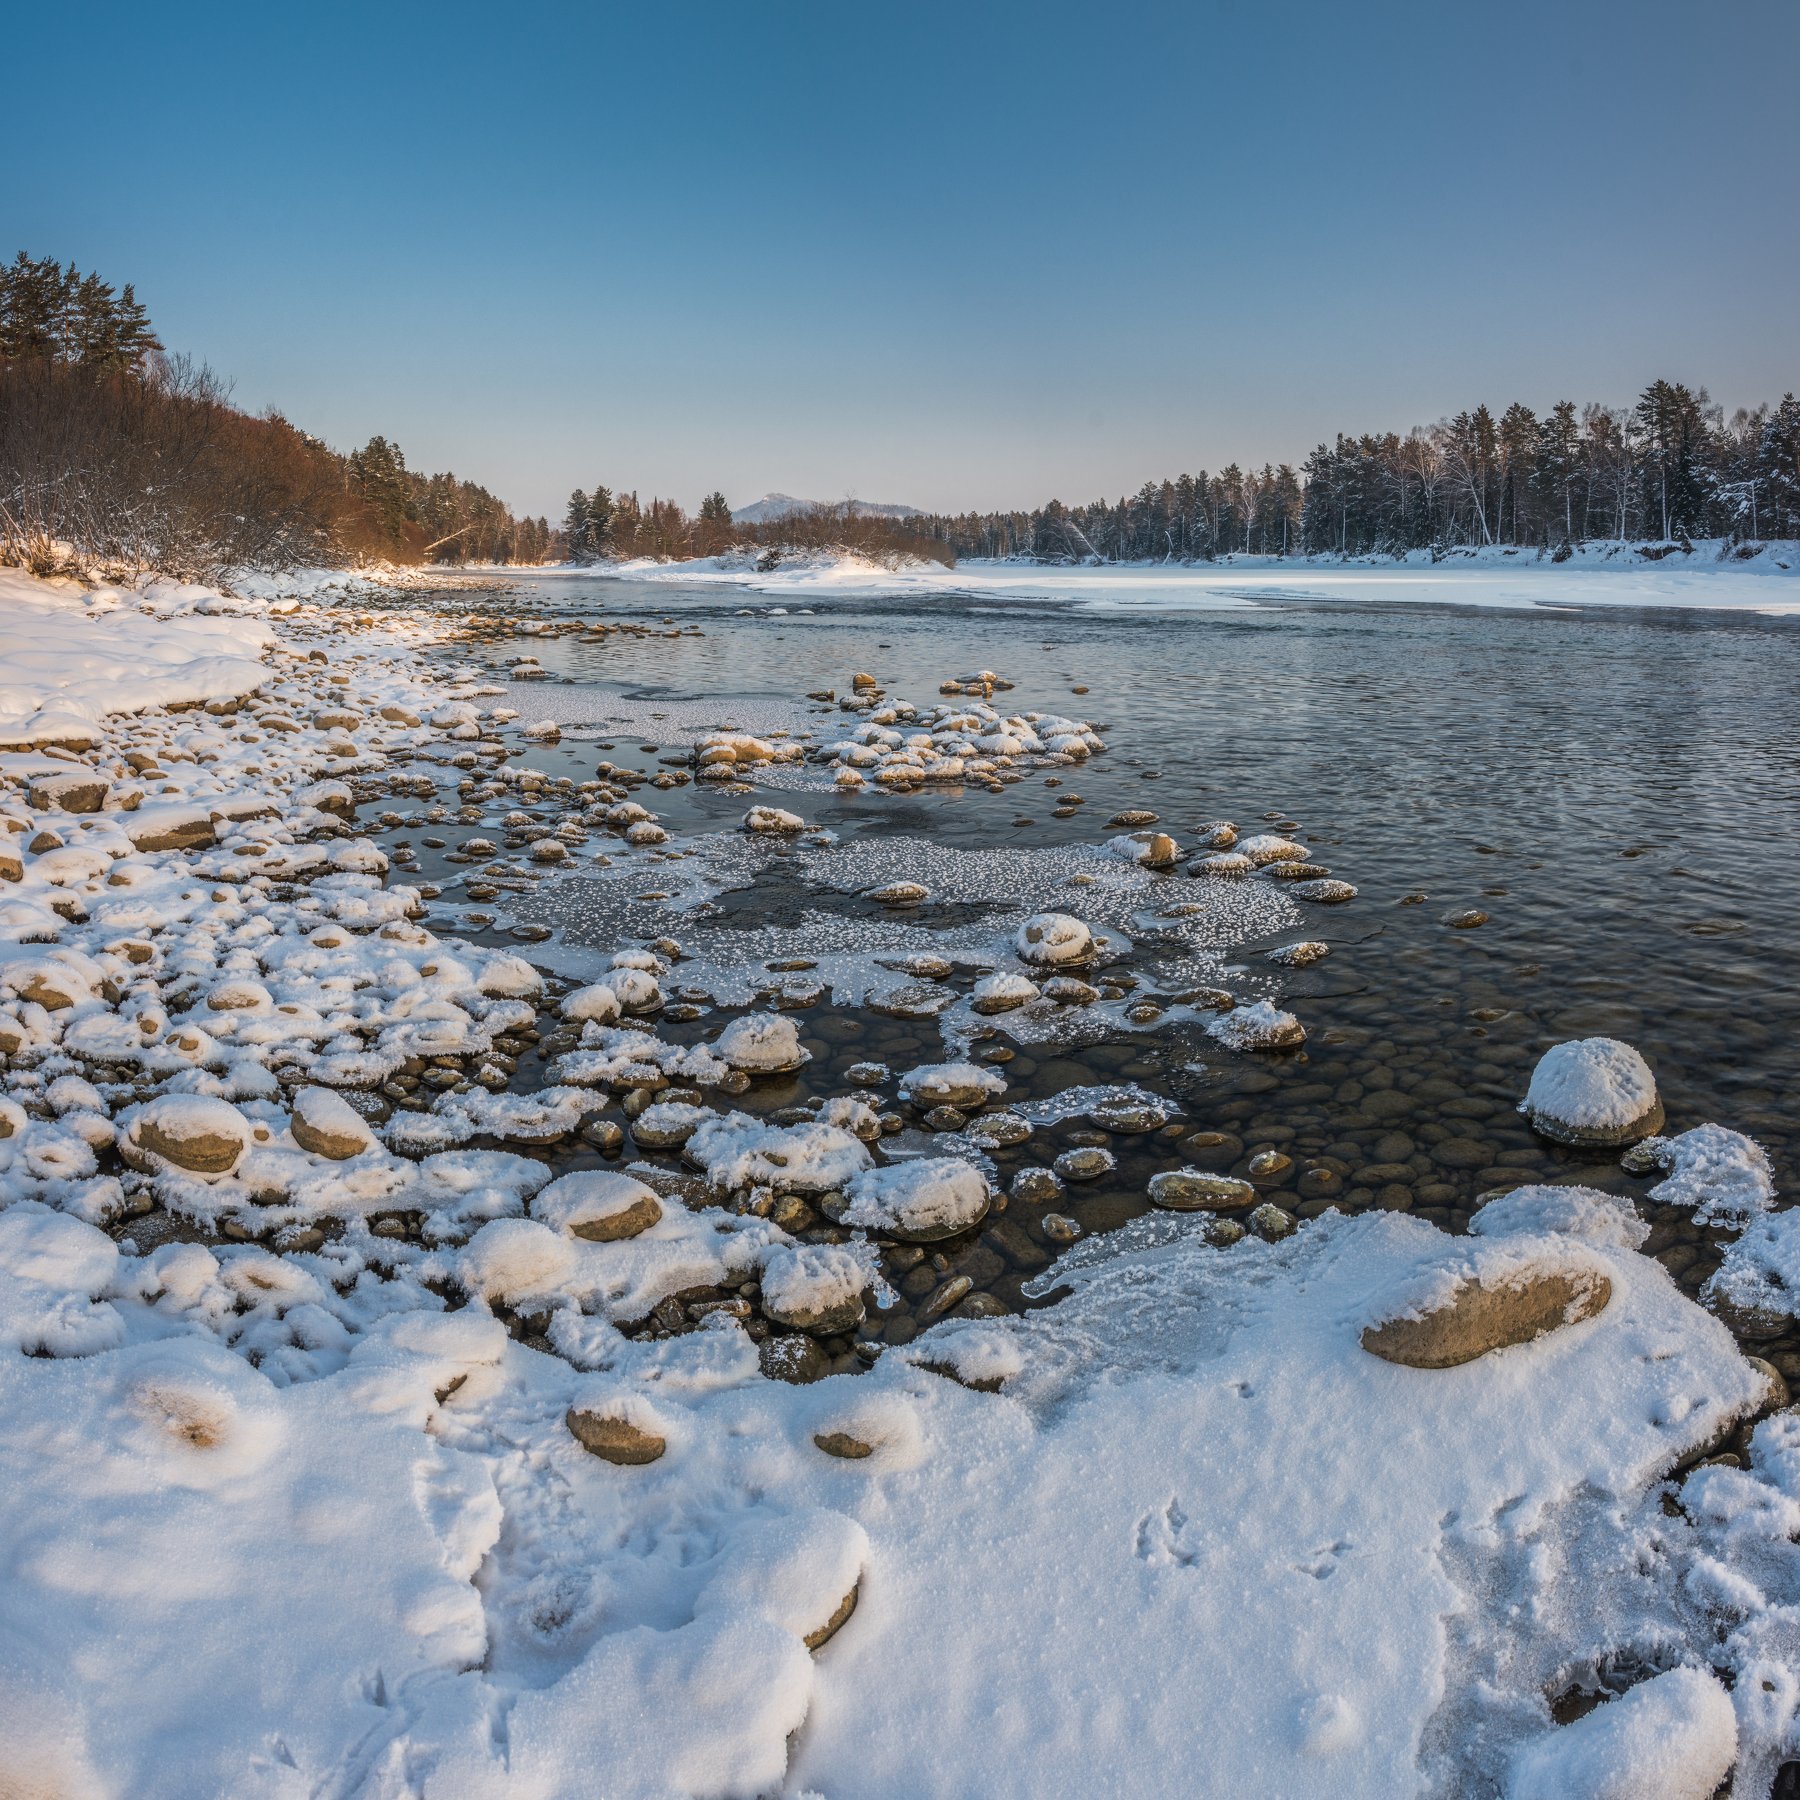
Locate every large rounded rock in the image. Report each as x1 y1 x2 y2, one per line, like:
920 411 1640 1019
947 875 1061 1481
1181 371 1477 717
126 1096 252 1174
534 1170 664 1241
1148 1169 1257 1211
566 1407 666 1464
1361 1265 1612 1368
759 1243 868 1334
1015 912 1094 967
289 1087 377 1160
838 1158 990 1242
714 1013 809 1074
1521 1038 1663 1147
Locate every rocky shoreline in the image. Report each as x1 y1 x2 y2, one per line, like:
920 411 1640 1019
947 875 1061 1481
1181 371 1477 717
3 567 1800 1797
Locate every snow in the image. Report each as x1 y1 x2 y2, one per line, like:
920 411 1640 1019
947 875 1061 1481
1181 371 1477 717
1521 1037 1660 1136
1504 1667 1737 1800
1642 1123 1778 1226
6 560 1800 1796
0 568 274 744
570 541 1800 614
839 1156 990 1240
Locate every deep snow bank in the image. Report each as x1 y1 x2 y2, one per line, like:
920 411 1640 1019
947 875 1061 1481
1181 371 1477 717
0 569 274 746
0 1191 1789 1797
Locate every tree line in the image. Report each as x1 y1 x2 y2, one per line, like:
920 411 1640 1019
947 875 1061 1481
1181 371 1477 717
912 381 1800 563
558 486 952 565
0 252 549 580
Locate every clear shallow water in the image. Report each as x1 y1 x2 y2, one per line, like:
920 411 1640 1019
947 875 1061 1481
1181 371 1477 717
388 571 1800 1353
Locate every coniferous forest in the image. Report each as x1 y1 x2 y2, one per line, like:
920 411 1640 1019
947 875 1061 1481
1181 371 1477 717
911 385 1800 563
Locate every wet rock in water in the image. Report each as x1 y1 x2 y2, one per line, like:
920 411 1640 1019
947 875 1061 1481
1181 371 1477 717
760 1334 829 1383
1011 1166 1065 1204
1192 821 1238 849
1189 852 1252 878
900 1061 1006 1110
971 972 1040 1015
841 1157 992 1242
535 1170 664 1241
1109 830 1180 869
1236 833 1311 867
1521 1038 1663 1147
1361 1265 1613 1368
760 1243 868 1333
124 1095 252 1174
1149 1170 1257 1211
743 805 807 833
1291 878 1357 904
289 1087 377 1160
866 881 929 905
1055 1146 1116 1182
1041 1213 1082 1243
1259 862 1331 883
923 1105 967 1132
1015 912 1094 967
1267 941 1330 968
1247 1150 1293 1184
846 1062 890 1087
966 1110 1032 1149
1042 976 1100 1005
921 1274 974 1317
1249 1203 1296 1240
566 1406 666 1464
1204 1002 1305 1051
1180 1130 1245 1169
868 983 955 1020
1444 907 1489 929
814 1430 874 1459
1088 1095 1171 1133
714 1011 810 1074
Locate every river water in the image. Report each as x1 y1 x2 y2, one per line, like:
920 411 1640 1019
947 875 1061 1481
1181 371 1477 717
381 569 1800 1365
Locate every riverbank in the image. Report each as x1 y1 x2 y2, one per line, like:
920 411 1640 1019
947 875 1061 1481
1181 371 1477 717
560 537 1800 614
2 563 1799 1796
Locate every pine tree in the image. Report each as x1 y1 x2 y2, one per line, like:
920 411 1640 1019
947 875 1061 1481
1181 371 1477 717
562 490 592 562
587 485 614 554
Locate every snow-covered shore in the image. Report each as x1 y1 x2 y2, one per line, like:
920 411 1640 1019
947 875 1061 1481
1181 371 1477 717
574 538 1800 615
3 563 1800 1797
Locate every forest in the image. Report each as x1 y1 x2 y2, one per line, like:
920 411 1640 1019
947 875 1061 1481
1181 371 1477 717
912 384 1800 563
557 486 952 566
0 253 549 579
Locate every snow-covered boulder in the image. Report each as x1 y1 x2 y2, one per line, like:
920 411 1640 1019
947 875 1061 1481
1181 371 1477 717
1521 1038 1663 1146
1204 1001 1305 1051
743 806 806 834
1015 913 1093 967
714 1013 809 1075
759 1243 871 1333
1504 1666 1736 1800
971 973 1039 1015
289 1087 376 1160
839 1158 990 1242
562 982 621 1024
124 1096 255 1175
534 1170 664 1241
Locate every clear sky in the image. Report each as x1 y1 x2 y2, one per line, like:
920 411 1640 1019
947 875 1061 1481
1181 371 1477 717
11 0 1798 519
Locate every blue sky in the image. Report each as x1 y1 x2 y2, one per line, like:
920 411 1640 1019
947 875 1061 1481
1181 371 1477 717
11 0 1797 517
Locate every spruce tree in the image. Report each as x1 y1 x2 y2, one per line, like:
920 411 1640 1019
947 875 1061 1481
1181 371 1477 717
562 490 592 562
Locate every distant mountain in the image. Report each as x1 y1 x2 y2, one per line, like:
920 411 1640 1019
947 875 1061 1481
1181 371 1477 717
731 492 921 525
